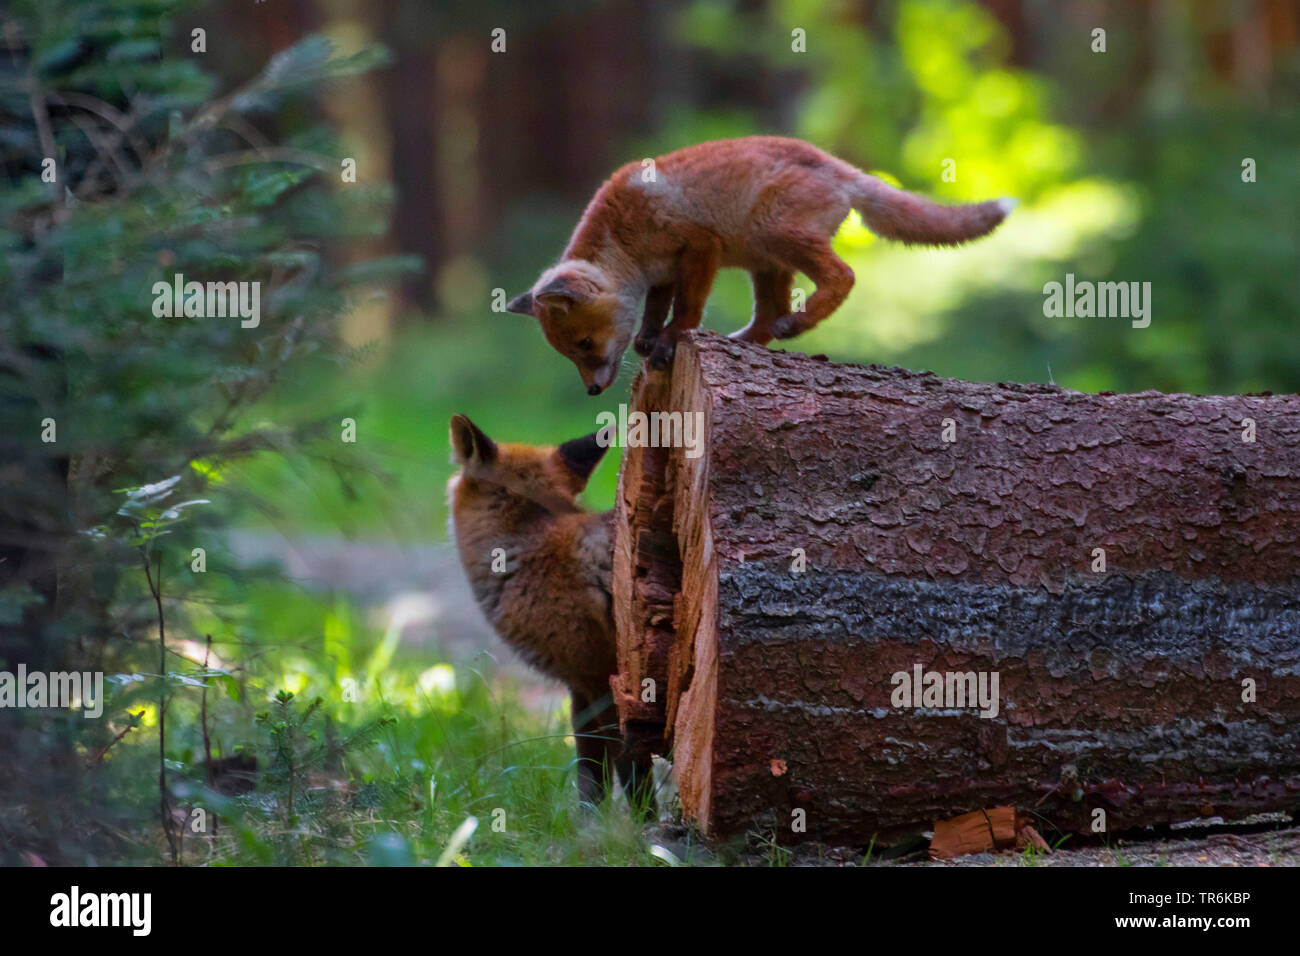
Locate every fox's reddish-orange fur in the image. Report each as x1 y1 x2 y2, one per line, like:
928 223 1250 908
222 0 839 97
507 136 1015 393
446 415 653 810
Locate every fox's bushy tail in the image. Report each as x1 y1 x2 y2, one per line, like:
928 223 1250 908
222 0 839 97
852 174 1015 245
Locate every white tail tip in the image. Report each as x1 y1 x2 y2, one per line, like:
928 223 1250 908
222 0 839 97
996 197 1019 215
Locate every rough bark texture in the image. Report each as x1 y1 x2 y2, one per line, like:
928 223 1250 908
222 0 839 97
612 331 1300 844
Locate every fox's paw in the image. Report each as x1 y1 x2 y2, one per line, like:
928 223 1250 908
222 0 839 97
729 322 773 346
633 330 658 357
647 333 676 371
769 314 804 340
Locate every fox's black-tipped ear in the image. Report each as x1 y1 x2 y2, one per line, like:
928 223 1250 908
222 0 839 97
556 431 608 483
505 291 534 316
450 414 497 465
535 272 598 309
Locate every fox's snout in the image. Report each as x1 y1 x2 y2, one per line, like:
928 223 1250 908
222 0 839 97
581 360 619 396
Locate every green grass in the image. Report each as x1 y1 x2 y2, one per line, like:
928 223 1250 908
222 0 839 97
89 597 696 867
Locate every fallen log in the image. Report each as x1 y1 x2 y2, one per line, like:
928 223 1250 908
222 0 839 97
611 330 1300 844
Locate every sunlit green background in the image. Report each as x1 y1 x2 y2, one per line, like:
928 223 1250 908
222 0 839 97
240 0 1299 539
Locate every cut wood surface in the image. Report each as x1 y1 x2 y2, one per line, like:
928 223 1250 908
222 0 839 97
612 330 1300 843
929 806 1017 859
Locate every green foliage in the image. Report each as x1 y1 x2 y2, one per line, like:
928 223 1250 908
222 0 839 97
671 0 1299 395
0 0 411 863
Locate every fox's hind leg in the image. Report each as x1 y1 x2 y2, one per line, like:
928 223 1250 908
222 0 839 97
598 704 658 821
574 691 656 818
613 743 657 822
571 689 612 806
634 283 674 357
615 755 657 821
730 267 794 346
764 234 855 340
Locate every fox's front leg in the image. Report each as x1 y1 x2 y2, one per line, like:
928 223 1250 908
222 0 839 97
648 237 721 370
633 283 675 358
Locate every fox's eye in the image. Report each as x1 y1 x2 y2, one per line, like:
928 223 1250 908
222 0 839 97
577 338 594 350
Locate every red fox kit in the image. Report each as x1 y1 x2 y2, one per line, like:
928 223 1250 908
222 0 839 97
506 135 1015 393
447 414 653 811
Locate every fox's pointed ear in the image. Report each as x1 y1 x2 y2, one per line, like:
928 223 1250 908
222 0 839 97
535 271 598 310
450 414 497 465
556 431 608 484
505 291 534 316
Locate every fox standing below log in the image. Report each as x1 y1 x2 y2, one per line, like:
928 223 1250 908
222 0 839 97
446 414 654 812
506 136 1015 394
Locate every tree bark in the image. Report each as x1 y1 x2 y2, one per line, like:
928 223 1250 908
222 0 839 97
612 331 1300 844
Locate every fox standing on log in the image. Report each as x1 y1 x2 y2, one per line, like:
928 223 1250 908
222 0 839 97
447 414 654 812
506 136 1015 394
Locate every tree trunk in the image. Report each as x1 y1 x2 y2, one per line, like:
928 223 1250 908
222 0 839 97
612 331 1300 844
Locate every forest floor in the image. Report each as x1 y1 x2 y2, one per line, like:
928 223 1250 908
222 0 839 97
643 809 1300 867
903 823 1300 867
